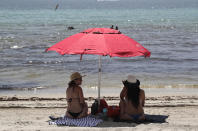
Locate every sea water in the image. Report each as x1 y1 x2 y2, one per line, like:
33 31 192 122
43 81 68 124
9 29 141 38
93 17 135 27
0 0 198 96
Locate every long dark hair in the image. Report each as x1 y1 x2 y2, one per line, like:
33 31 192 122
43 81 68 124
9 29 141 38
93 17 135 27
123 79 140 109
68 80 77 91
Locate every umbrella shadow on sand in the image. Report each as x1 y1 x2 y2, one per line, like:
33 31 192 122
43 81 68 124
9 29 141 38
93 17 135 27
98 114 169 127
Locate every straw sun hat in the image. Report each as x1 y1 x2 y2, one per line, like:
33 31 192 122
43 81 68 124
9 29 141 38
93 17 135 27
70 72 85 81
125 75 137 83
122 75 140 87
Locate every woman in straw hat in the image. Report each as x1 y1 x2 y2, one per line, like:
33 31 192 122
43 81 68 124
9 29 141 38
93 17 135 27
66 72 88 118
119 75 145 122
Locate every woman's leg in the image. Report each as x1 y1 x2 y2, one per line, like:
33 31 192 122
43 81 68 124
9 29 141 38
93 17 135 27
138 114 145 121
78 102 88 118
119 100 125 116
66 111 74 118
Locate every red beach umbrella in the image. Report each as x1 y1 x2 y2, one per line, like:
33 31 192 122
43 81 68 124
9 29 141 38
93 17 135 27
46 28 151 100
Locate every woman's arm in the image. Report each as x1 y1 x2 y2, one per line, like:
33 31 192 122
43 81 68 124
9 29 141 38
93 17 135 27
66 88 69 101
120 87 127 101
78 87 85 104
140 89 145 107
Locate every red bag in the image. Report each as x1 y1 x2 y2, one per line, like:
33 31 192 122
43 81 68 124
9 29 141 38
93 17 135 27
98 99 108 113
107 106 120 118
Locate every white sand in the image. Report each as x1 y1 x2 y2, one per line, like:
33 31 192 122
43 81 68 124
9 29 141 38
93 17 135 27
0 93 198 130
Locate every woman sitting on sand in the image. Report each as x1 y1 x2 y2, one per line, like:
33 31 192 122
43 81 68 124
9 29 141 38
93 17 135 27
66 72 88 119
119 75 145 122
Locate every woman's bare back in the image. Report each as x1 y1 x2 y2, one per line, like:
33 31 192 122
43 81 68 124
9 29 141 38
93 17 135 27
124 89 145 115
66 86 84 113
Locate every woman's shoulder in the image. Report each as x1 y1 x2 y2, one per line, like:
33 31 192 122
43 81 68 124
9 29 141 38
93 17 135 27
66 87 70 92
139 89 145 97
140 89 145 93
74 86 82 93
121 86 127 92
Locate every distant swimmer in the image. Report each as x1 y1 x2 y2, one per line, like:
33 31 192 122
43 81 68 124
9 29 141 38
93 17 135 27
110 25 114 29
115 26 119 30
67 26 75 30
55 4 59 11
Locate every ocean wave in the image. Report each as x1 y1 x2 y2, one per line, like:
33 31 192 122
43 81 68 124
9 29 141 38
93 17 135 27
0 83 48 90
141 84 198 88
148 57 198 62
1 83 198 91
0 85 48 91
97 0 120 2
10 45 24 49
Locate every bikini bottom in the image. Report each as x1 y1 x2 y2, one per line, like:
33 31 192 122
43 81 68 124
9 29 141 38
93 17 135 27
68 111 82 118
130 114 142 121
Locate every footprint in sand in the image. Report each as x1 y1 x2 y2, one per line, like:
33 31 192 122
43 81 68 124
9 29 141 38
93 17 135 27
15 121 32 126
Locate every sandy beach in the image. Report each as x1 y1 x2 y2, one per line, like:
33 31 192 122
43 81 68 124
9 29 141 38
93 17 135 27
1 93 198 131
1 0 198 130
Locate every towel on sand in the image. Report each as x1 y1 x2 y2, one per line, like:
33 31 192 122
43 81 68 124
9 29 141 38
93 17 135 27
114 114 168 124
144 114 168 123
49 115 103 127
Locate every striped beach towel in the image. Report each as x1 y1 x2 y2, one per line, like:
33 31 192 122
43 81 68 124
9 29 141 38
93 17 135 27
49 115 103 127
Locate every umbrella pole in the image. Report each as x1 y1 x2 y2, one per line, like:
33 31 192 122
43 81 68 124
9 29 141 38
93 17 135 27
98 55 102 104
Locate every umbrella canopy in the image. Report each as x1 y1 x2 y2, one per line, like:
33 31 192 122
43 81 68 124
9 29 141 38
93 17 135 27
46 28 151 57
46 28 151 100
